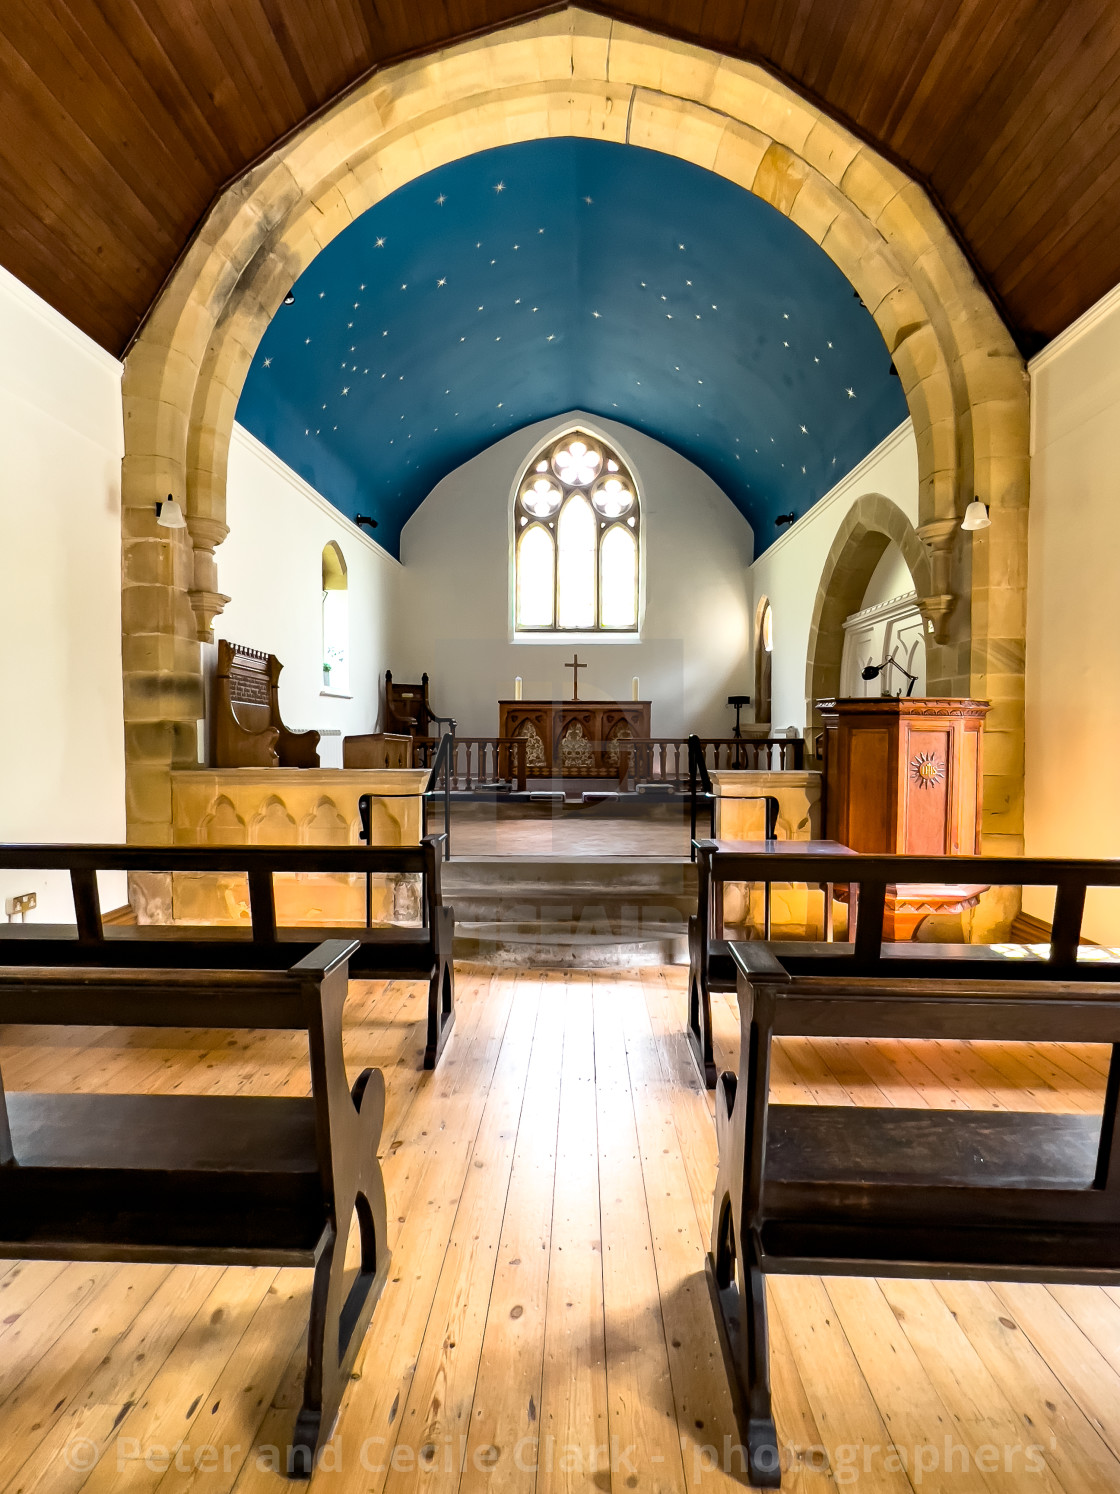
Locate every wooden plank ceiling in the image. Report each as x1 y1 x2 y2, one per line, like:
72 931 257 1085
3 0 1119 357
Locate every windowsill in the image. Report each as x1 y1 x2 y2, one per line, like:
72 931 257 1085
512 632 641 645
320 689 353 699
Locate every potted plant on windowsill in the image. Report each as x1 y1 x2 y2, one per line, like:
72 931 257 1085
323 662 332 689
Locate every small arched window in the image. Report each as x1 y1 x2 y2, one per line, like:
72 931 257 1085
322 542 349 693
755 598 773 725
514 431 640 633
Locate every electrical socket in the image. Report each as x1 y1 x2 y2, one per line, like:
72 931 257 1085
5 892 36 918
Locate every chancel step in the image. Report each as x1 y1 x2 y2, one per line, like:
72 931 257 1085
444 856 694 967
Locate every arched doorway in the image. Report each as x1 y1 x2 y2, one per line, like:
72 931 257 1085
804 493 933 752
839 542 927 699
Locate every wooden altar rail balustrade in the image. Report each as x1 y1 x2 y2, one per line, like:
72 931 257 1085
623 737 805 786
411 735 802 790
413 736 529 791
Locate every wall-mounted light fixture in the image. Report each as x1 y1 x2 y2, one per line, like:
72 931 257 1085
283 290 296 305
961 498 991 531
156 494 187 529
775 511 796 528
354 514 379 531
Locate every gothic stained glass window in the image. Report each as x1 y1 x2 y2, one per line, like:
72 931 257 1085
513 431 641 633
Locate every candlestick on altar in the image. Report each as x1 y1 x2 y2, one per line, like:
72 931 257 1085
632 676 639 701
514 676 522 701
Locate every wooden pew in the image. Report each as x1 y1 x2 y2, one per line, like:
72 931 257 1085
0 838 455 1070
687 835 851 1087
0 938 388 1477
707 851 1120 1487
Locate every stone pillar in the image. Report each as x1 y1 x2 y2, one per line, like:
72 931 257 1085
120 503 205 846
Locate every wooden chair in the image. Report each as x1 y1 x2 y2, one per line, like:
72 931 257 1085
342 732 413 769
384 670 455 739
0 937 388 1477
214 639 320 767
707 852 1120 1487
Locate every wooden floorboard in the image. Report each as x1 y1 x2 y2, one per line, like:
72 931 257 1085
0 965 1117 1490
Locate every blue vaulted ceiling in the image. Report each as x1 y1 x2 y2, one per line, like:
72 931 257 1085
237 139 908 557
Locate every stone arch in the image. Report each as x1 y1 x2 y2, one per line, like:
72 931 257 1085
805 494 933 726
122 7 1027 849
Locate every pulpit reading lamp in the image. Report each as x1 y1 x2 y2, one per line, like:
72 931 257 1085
861 652 918 697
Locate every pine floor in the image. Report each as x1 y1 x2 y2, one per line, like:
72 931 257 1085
2 965 1120 1492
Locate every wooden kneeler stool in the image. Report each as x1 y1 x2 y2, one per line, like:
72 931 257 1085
707 851 1120 1488
0 939 389 1477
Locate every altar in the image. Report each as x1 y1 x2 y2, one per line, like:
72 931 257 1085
499 699 651 777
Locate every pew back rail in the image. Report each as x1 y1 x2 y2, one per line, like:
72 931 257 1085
688 837 851 1087
0 839 455 1069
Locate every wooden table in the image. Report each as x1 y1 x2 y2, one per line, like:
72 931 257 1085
834 880 990 940
710 838 856 940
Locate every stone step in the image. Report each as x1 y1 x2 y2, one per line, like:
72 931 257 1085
443 855 695 967
443 855 696 891
443 856 697 923
453 918 689 969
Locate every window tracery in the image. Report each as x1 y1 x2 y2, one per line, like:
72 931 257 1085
514 431 640 633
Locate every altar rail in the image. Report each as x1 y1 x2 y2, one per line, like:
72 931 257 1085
412 734 802 790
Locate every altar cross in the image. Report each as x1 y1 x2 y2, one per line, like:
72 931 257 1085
565 653 586 700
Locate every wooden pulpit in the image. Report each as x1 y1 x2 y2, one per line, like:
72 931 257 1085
819 698 989 853
819 697 990 938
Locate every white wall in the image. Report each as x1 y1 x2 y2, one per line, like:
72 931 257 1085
393 412 754 738
215 425 403 760
1025 286 1120 943
860 544 914 612
747 421 919 731
0 267 126 919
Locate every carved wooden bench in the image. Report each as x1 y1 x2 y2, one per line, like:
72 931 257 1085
0 938 387 1477
214 638 321 768
0 838 455 1070
707 852 1120 1487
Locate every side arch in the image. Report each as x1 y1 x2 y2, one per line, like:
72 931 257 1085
805 493 933 727
121 7 1027 849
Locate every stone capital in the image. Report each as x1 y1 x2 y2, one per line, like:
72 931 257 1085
188 588 231 643
918 592 956 645
185 515 230 552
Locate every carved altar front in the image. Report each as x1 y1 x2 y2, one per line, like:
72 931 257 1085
498 701 651 777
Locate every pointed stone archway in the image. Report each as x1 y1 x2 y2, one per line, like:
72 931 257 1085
121 7 1028 849
805 493 934 732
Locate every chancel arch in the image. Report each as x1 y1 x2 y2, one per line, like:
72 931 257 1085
120 7 1028 848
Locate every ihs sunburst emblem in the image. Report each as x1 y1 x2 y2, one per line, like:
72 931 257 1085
910 751 945 789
